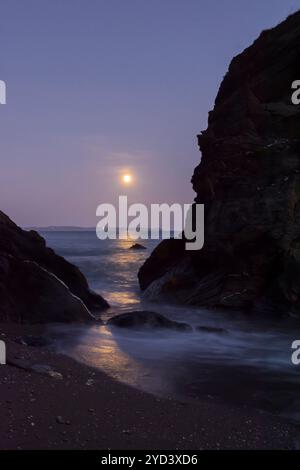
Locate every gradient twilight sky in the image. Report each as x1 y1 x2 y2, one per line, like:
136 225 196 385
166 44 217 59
1 0 299 227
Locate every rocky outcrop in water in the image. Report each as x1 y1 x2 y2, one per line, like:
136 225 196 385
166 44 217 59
0 211 108 323
139 12 300 316
129 243 146 250
107 311 192 331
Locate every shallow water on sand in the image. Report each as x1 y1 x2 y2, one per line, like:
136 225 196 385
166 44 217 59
41 231 300 423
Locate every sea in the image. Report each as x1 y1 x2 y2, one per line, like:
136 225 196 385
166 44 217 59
40 230 300 423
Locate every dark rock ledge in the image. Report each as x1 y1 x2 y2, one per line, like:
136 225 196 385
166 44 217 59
107 311 192 331
0 210 109 323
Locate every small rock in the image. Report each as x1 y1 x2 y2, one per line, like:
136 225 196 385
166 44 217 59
31 364 52 374
56 416 71 425
129 243 146 250
196 326 228 334
47 371 63 380
16 336 51 347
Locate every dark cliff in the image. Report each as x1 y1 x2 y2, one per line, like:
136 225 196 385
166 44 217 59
139 11 300 315
0 211 109 323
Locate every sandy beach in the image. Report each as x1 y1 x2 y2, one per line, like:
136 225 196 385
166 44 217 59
0 323 298 450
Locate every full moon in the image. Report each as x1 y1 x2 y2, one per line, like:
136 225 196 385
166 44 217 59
122 173 132 184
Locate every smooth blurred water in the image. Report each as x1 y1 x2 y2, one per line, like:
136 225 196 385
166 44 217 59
41 230 300 422
41 230 157 309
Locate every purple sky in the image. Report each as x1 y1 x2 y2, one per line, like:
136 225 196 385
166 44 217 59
1 0 299 226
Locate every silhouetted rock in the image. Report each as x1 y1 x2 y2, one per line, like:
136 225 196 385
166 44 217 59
16 335 51 347
7 358 63 379
0 211 109 323
138 239 186 291
196 326 228 334
129 243 146 250
107 311 192 331
139 12 300 316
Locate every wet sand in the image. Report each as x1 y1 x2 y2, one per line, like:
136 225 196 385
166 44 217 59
0 323 299 450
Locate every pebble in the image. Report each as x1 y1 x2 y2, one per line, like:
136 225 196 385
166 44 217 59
56 416 71 425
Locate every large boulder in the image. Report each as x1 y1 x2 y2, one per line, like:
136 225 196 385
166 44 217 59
139 12 300 316
107 311 192 331
0 211 109 323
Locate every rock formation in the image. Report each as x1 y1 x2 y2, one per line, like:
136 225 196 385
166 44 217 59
0 211 109 323
139 12 300 316
107 311 192 331
129 243 147 250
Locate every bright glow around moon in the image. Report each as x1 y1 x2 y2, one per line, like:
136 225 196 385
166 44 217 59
122 173 132 184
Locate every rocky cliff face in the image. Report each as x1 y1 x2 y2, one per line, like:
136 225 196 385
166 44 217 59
139 12 300 315
0 211 109 323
